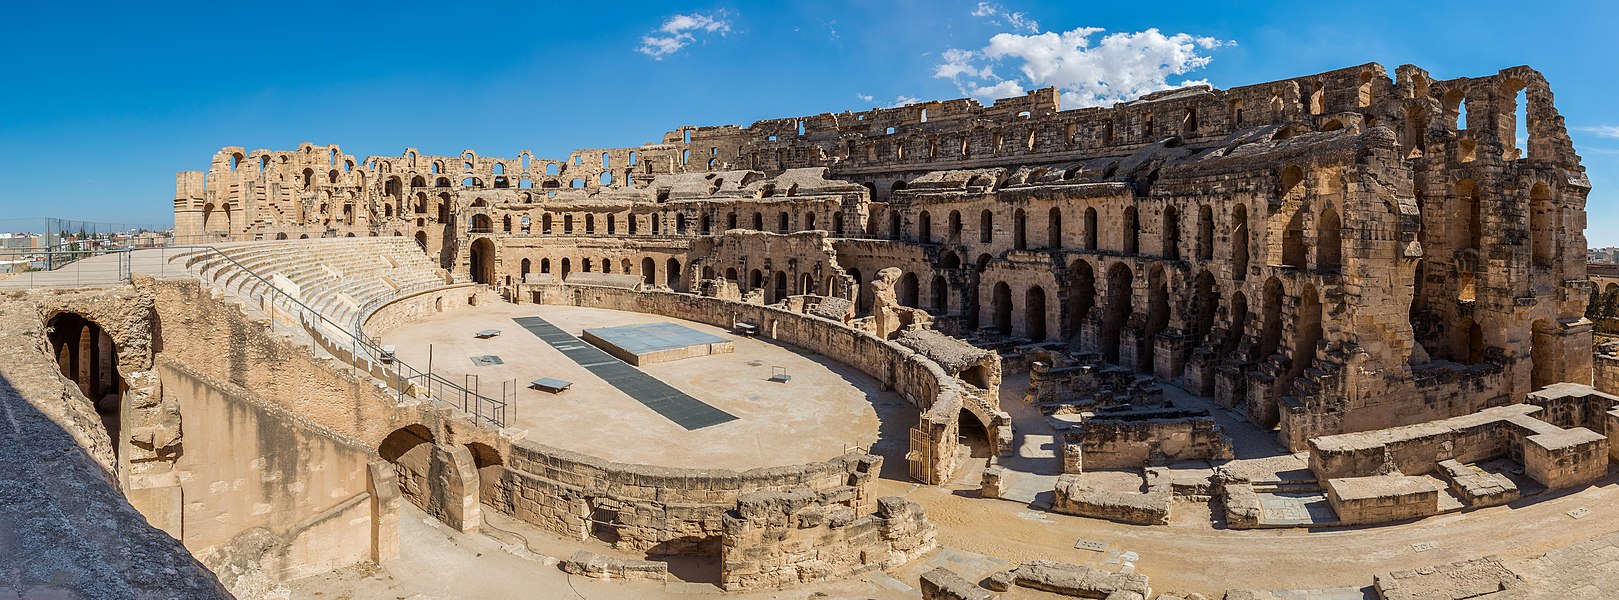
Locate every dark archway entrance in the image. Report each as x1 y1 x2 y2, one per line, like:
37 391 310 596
47 312 122 459
469 238 496 285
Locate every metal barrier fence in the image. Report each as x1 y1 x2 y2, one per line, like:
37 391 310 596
0 249 132 289
172 244 510 428
23 242 514 428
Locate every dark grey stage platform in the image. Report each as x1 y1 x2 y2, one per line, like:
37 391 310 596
512 316 737 430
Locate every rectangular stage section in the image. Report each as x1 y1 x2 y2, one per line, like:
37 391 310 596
512 316 738 430
581 321 734 366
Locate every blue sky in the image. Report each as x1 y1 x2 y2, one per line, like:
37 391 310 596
3 0 1618 244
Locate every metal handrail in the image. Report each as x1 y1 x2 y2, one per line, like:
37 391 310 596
168 244 508 428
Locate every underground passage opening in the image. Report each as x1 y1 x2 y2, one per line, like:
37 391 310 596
647 535 723 585
47 312 123 460
958 409 991 459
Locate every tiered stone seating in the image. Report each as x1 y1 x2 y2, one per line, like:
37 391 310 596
171 237 452 328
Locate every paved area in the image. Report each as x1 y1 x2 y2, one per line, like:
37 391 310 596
382 303 904 470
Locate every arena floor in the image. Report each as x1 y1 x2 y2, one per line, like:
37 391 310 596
381 303 906 470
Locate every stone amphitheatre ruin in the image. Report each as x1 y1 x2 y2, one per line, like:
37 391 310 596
6 62 1619 599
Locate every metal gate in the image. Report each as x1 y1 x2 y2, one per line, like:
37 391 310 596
907 426 933 484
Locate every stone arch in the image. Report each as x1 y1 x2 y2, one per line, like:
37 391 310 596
1231 203 1250 281
931 275 948 313
378 425 435 508
469 238 495 285
992 282 1014 336
897 272 920 308
1316 205 1342 272
1026 285 1048 341
980 210 994 244
1013 208 1028 250
1144 265 1170 373
1197 205 1214 260
1066 259 1096 345
46 312 124 459
666 258 681 290
1531 183 1555 268
1083 207 1098 250
1456 179 1481 252
1190 270 1218 345
1162 206 1180 260
641 257 656 285
1256 277 1285 362
464 442 504 503
1102 263 1133 363
1047 206 1063 248
918 211 933 243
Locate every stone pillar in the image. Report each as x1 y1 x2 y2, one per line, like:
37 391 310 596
428 445 481 533
367 460 400 563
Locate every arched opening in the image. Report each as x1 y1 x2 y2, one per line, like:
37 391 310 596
1066 260 1096 346
780 212 791 234
918 211 932 243
958 409 991 460
1256 278 1284 362
1190 270 1218 344
773 271 788 303
46 313 122 459
464 442 504 503
541 258 551 274
414 231 428 251
1457 179 1481 252
700 214 711 235
520 258 531 282
1222 292 1249 357
941 252 961 270
1455 317 1485 365
642 258 656 285
980 210 994 244
666 258 681 290
888 211 901 239
676 213 687 235
1144 266 1170 373
1531 319 1558 390
1282 208 1308 268
1047 207 1062 248
1197 205 1214 260
1084 208 1098 250
467 238 495 285
800 273 815 295
805 212 817 230
1232 204 1250 280
1026 286 1048 341
992 282 1013 336
1123 207 1139 254
1531 183 1554 267
1161 206 1180 259
931 275 948 313
1316 206 1342 272
751 212 764 230
470 214 492 233
1102 264 1133 363
378 425 434 509
949 210 963 240
561 258 572 280
1274 285 1324 428
897 272 919 308
1013 208 1027 250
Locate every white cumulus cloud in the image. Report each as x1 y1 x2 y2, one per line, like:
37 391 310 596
638 12 732 60
935 26 1230 107
971 2 1039 33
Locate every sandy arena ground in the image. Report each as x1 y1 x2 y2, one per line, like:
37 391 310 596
380 303 908 470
